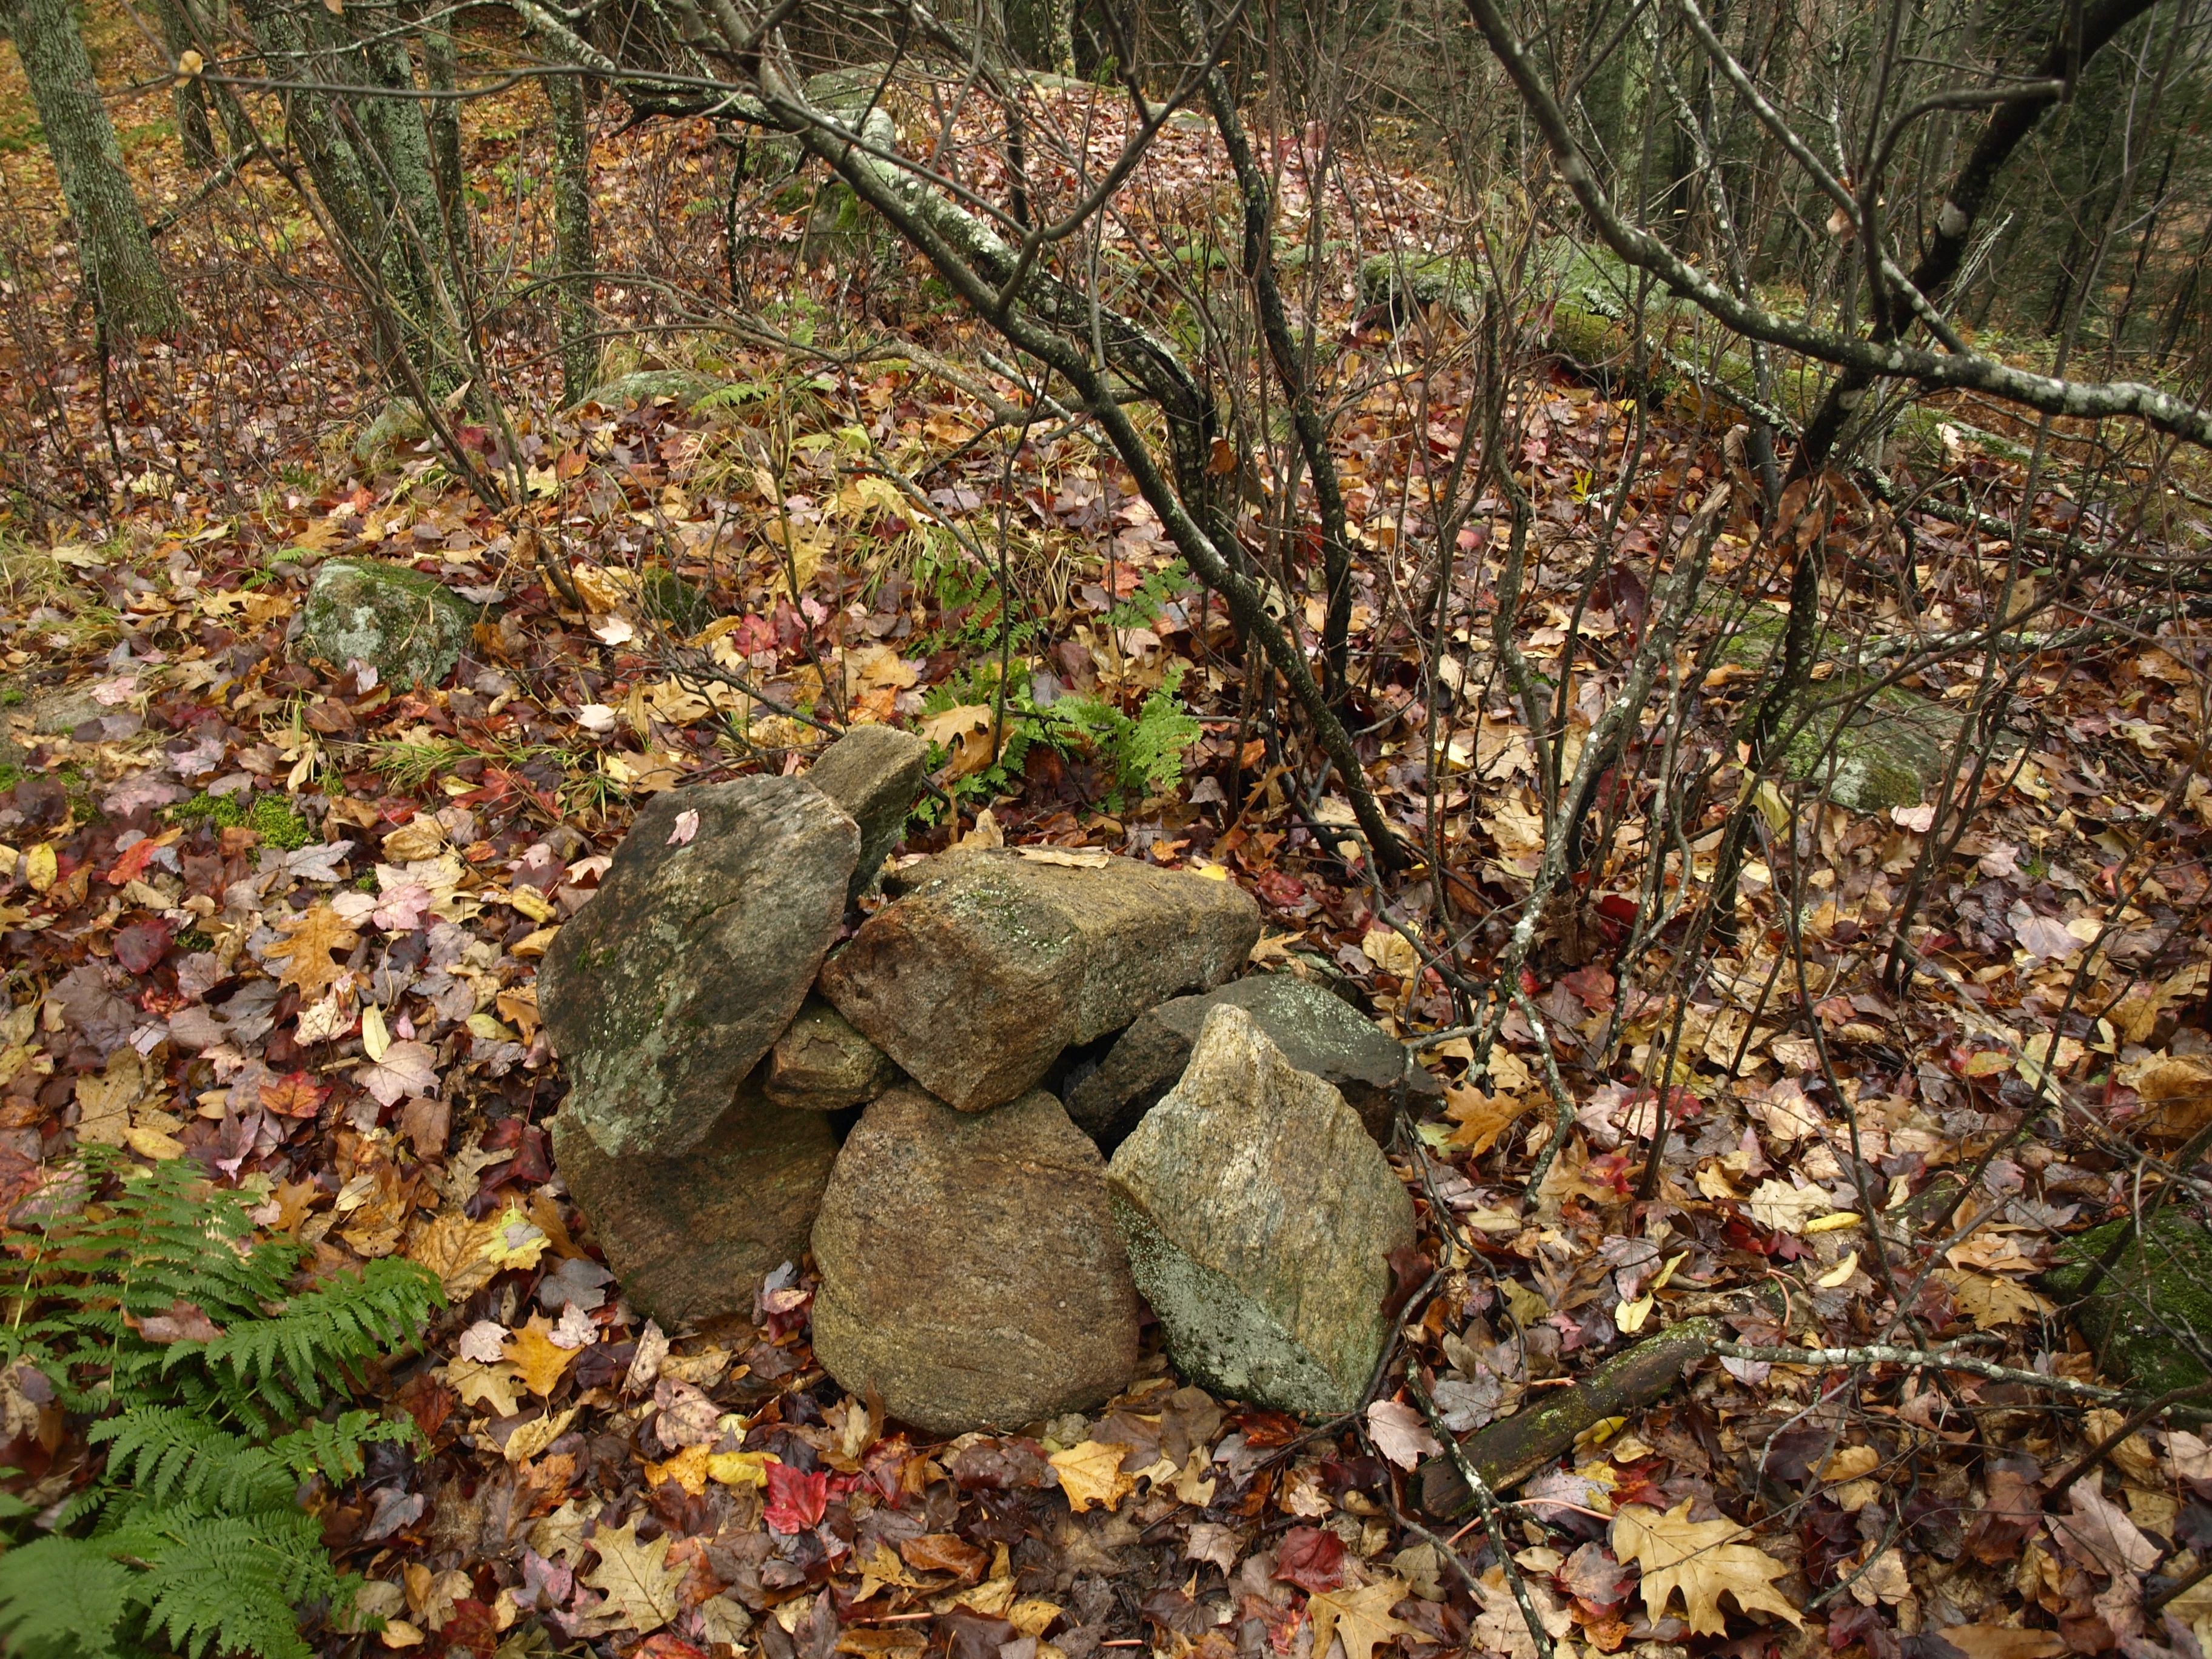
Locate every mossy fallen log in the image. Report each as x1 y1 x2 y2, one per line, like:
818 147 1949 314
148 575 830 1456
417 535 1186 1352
1415 1316 1718 1517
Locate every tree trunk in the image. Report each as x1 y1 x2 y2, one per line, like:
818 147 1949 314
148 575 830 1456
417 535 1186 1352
4 0 184 337
1006 0 1074 72
149 0 216 167
548 68 597 404
420 19 464 231
235 0 469 389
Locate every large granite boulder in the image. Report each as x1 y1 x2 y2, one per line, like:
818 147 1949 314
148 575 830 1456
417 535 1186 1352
300 558 475 689
1065 972 1441 1150
818 848 1261 1112
1106 1005 1416 1415
552 1096 836 1324
805 725 929 902
810 1085 1141 1434
765 994 900 1111
539 779 858 1158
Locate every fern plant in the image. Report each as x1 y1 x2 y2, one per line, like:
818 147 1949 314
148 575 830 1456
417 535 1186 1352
0 1150 443 1659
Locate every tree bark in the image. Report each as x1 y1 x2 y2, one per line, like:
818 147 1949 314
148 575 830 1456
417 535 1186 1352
1006 0 1074 72
148 0 215 167
4 0 184 336
548 68 597 404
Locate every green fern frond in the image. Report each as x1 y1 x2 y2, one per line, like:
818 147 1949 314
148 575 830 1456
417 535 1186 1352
0 1150 444 1659
200 1258 441 1421
116 1510 332 1659
0 1536 135 1659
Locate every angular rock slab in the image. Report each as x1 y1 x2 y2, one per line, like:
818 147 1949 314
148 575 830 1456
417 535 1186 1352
805 725 929 902
300 558 474 689
819 848 1261 1113
1107 1005 1416 1415
811 1085 1140 1435
1066 972 1441 1150
765 994 900 1111
552 1097 836 1324
539 779 858 1158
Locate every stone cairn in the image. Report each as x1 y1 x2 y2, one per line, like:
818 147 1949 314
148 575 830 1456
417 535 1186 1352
537 725 1442 1435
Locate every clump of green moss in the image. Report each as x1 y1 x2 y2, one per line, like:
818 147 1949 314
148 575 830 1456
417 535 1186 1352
166 791 313 850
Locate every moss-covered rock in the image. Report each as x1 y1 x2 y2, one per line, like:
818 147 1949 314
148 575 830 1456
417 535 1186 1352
1359 253 1483 323
572 369 729 412
641 567 716 635
1718 609 1965 813
2043 1211 2212 1401
350 401 431 471
300 558 474 689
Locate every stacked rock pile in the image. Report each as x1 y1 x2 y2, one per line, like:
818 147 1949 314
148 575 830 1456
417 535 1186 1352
538 726 1443 1435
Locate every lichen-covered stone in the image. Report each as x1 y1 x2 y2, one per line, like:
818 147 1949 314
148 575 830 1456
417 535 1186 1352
574 369 729 412
765 994 899 1111
1106 1005 1416 1414
1718 610 1968 813
819 847 1261 1113
1359 253 1482 323
300 558 474 689
805 725 929 901
538 779 858 1158
350 400 430 469
1066 972 1441 1150
811 1085 1140 1434
2043 1212 2212 1403
552 1094 836 1324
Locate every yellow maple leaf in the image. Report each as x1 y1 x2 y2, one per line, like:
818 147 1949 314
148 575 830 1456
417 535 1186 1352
706 1449 779 1488
1611 1500 1803 1636
919 703 1000 780
581 1520 684 1633
854 1540 920 1602
264 905 361 1004
1444 1083 1533 1155
1307 1578 1419 1659
483 1205 550 1271
75 1050 151 1148
508 1314 580 1398
1049 1440 1136 1513
645 1443 711 1495
407 1213 501 1300
1935 1268 2054 1330
447 1356 523 1418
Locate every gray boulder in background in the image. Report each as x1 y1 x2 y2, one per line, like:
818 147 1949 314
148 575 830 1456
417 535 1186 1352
300 558 474 688
805 724 929 902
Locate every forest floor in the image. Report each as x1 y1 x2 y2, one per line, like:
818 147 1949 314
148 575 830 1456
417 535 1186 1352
4 13 2212 1659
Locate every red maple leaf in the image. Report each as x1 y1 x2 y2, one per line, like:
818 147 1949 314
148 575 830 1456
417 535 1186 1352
259 1071 329 1119
764 1463 828 1534
1272 1527 1347 1593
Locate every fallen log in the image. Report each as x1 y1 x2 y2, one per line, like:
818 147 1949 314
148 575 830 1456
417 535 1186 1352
1414 1316 1718 1518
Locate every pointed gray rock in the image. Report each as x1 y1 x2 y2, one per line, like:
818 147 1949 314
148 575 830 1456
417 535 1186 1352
552 1093 836 1323
538 779 857 1158
1107 1004 1416 1414
805 725 929 901
811 1085 1140 1434
1065 972 1441 1150
818 848 1261 1112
